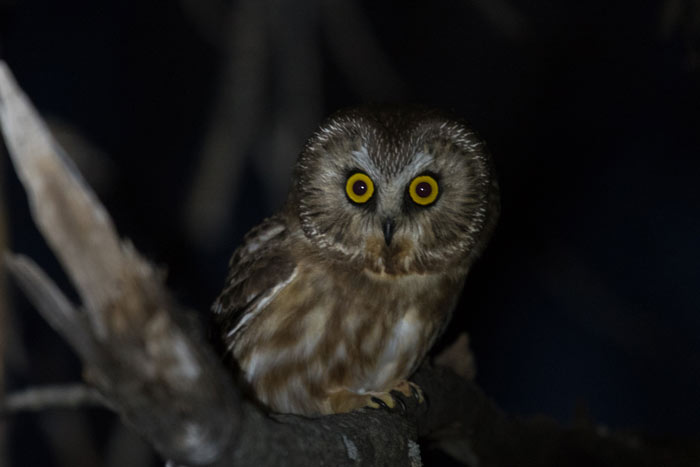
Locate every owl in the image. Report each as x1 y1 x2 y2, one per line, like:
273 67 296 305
212 105 499 416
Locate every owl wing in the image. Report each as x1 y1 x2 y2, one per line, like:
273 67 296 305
212 216 297 345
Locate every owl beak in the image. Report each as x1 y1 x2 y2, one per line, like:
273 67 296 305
382 218 396 246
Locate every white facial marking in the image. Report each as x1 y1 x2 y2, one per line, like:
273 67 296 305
390 151 435 189
410 151 434 174
351 146 374 172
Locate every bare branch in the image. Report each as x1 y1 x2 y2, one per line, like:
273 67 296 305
183 0 269 247
469 0 531 40
434 332 476 381
179 0 229 45
2 384 108 414
0 61 139 338
47 117 116 194
263 0 323 205
322 0 407 100
0 61 241 466
3 254 94 357
0 140 8 467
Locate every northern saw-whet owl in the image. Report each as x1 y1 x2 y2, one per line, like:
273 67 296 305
212 105 499 416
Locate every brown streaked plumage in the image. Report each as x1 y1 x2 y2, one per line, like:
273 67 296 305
213 105 499 415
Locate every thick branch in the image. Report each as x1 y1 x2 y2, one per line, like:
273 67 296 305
0 61 240 466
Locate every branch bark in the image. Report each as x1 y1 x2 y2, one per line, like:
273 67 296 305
1 60 699 467
0 384 108 414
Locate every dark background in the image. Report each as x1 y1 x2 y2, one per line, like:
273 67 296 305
1 1 699 465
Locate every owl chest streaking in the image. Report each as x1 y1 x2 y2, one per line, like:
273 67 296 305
213 105 499 416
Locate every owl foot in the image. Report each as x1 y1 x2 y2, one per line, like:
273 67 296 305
367 392 399 410
327 389 398 413
392 380 425 404
363 381 425 413
326 383 423 414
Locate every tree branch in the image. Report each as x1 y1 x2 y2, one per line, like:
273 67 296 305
0 61 240 466
183 0 268 247
1 384 108 414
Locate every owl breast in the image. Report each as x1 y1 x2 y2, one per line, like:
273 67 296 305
229 259 460 415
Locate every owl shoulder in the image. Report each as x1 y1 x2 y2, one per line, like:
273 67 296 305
212 215 298 333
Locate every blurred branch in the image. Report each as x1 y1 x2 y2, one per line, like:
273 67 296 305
47 117 116 195
1 384 108 414
0 135 7 467
660 0 700 38
434 332 477 381
183 0 268 248
105 422 158 467
322 0 407 100
661 0 684 37
39 411 103 467
660 0 700 69
469 0 531 40
2 382 107 466
262 0 322 205
179 0 229 46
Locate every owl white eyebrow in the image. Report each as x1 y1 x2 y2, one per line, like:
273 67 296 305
408 151 434 173
393 151 434 186
350 146 376 173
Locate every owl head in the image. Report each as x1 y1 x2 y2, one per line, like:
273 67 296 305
289 105 499 275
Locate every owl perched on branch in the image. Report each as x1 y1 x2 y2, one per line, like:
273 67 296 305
213 105 499 416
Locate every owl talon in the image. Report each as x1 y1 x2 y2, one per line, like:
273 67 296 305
409 383 425 404
395 395 407 412
366 392 397 411
393 380 425 404
369 396 389 410
366 381 425 413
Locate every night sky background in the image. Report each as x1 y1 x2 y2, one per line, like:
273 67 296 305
1 1 699 465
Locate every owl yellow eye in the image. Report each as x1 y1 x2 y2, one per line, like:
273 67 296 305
345 172 375 204
409 175 439 206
